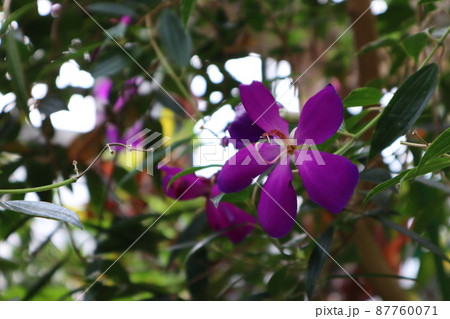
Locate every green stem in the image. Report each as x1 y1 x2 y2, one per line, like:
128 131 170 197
334 112 383 155
0 143 146 195
419 24 450 69
0 177 77 195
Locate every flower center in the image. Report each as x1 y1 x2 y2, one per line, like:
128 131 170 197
262 129 288 141
262 129 296 155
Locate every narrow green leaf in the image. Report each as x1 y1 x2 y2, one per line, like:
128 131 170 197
369 63 439 159
418 0 439 4
158 9 192 67
375 216 450 263
185 223 251 262
417 127 450 170
4 28 28 114
166 164 221 189
267 267 297 297
306 226 335 299
402 32 428 63
87 3 137 17
0 201 83 229
23 260 65 301
358 38 398 55
363 157 450 205
0 2 36 34
181 0 197 27
210 187 252 208
343 87 382 107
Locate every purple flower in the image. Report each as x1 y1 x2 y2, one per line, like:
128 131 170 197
206 185 256 244
120 16 132 26
113 78 141 113
217 81 359 238
160 166 210 200
228 104 265 148
106 120 144 149
160 166 256 243
93 78 113 104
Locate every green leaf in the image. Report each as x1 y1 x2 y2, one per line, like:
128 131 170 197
418 0 439 4
181 0 197 27
369 63 439 159
417 127 450 171
37 96 68 117
402 32 428 63
166 164 221 189
91 53 131 78
210 186 252 208
158 9 192 67
343 87 382 107
4 28 28 114
267 267 297 297
358 38 398 55
374 216 450 263
87 3 137 17
0 2 36 34
0 201 83 229
363 157 450 205
306 226 334 299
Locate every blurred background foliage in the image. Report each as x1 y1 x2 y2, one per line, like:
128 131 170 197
0 0 449 300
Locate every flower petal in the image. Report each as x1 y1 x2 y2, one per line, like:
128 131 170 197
93 78 113 104
160 166 210 200
206 185 257 244
295 150 358 214
240 81 289 134
217 143 281 193
228 104 265 148
258 162 297 238
295 84 343 145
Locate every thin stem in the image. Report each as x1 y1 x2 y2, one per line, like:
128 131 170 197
337 130 356 138
419 24 450 69
400 141 428 149
334 112 383 155
145 15 197 111
0 177 77 195
0 143 149 195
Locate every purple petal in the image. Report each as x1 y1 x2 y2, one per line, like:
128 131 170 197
228 104 265 148
160 166 210 200
258 162 297 238
217 143 281 193
295 84 343 145
240 81 289 134
93 78 113 104
106 123 120 144
206 185 256 244
122 120 144 147
120 16 132 26
295 150 358 214
113 78 139 113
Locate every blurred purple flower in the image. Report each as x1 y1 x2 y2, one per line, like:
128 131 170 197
106 120 144 149
217 81 358 238
160 166 256 243
113 78 141 113
93 78 113 104
160 166 210 200
120 16 132 26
